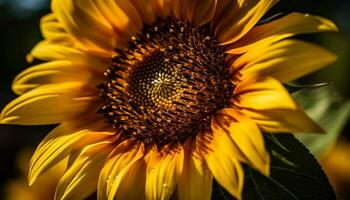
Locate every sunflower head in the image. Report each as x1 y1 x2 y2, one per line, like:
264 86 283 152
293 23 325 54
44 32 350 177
0 0 338 199
98 17 234 146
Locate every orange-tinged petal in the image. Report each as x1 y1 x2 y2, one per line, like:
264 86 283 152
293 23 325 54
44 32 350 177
28 115 114 185
151 0 172 18
226 12 338 54
214 109 270 175
216 0 279 45
130 0 156 24
145 143 184 200
51 0 116 55
170 0 183 20
12 60 104 95
197 132 244 200
115 157 147 200
232 39 337 83
55 140 114 200
92 0 142 41
233 76 297 110
182 0 194 22
184 0 217 26
177 139 213 200
210 0 232 28
97 140 144 200
1 82 100 125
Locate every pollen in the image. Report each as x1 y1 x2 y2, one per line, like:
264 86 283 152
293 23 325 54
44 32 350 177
98 18 234 146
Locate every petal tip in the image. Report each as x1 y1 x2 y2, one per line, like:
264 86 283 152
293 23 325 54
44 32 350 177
313 125 326 134
0 116 14 124
299 121 325 134
26 54 34 63
317 15 339 32
28 175 36 186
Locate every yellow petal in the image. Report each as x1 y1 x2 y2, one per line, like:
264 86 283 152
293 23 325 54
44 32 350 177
216 0 279 45
227 12 338 54
97 140 144 200
28 115 114 185
40 13 74 46
177 139 213 200
55 140 114 200
210 0 235 30
51 0 116 55
1 82 100 125
145 143 184 200
232 39 337 82
214 109 270 175
115 157 147 200
92 0 142 41
12 60 104 95
29 41 112 66
197 132 244 200
233 76 297 110
151 0 172 18
208 126 247 164
130 0 156 24
232 76 324 133
184 0 217 26
241 107 324 133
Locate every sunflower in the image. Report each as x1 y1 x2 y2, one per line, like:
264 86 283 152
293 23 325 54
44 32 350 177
0 0 337 199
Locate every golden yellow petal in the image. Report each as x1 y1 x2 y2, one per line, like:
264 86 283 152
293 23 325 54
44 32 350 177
241 107 324 133
130 0 156 24
97 140 144 200
92 0 142 41
151 0 172 18
216 0 279 45
210 0 233 29
233 76 298 111
145 143 184 200
197 132 244 200
28 41 112 67
51 0 116 55
115 158 147 200
12 60 104 95
214 109 270 176
177 139 213 200
55 140 114 200
208 124 247 164
182 0 196 22
40 13 74 46
183 0 217 26
231 76 324 133
170 0 183 20
226 12 338 54
1 82 100 125
232 39 337 83
28 115 114 185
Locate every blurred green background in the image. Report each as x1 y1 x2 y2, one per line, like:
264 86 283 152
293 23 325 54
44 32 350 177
0 0 349 199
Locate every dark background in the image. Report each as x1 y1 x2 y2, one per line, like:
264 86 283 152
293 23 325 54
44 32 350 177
0 0 349 198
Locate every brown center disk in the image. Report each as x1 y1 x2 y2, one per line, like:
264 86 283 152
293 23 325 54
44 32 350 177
98 17 234 146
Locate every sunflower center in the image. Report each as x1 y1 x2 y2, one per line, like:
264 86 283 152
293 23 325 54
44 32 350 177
98 18 234 146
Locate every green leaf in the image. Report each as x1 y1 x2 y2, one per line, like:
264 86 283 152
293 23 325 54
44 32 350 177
211 134 335 200
293 87 350 158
